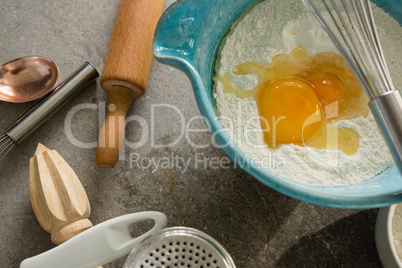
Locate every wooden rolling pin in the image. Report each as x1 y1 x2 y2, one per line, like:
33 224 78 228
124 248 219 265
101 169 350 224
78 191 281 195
96 0 165 168
29 144 92 245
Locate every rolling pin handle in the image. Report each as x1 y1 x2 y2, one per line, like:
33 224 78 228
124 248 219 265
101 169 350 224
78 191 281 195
96 86 136 168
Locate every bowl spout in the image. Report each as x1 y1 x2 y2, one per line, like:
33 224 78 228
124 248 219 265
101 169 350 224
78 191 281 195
153 0 260 77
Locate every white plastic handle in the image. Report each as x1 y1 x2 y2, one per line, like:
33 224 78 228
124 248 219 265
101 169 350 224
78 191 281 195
20 211 167 268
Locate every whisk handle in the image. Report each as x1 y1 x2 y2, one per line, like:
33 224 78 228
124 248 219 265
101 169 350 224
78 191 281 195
370 90 402 174
5 63 98 144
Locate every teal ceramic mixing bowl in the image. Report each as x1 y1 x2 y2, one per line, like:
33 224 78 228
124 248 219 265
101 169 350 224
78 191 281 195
153 0 402 208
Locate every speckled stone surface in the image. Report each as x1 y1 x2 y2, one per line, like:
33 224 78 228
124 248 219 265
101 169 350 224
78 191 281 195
0 1 383 267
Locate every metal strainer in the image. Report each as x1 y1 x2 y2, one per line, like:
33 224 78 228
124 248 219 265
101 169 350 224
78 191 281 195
123 227 236 268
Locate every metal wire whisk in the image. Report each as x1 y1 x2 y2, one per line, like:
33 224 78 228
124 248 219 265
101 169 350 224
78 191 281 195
0 134 14 162
0 63 99 164
302 0 402 174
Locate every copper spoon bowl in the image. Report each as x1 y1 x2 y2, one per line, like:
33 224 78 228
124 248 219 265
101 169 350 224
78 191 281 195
0 56 58 103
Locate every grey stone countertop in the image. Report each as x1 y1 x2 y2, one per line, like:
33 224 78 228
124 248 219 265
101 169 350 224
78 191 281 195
0 1 382 267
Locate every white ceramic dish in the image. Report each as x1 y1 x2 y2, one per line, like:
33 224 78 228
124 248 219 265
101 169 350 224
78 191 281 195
376 204 402 268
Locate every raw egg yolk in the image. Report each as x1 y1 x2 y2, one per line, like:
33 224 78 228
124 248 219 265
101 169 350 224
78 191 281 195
310 75 342 106
214 45 368 155
259 78 323 145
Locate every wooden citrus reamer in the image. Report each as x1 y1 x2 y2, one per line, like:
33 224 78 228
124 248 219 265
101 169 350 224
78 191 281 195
96 0 165 168
29 144 92 245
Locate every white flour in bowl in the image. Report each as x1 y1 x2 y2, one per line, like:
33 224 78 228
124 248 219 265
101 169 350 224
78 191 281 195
214 0 400 186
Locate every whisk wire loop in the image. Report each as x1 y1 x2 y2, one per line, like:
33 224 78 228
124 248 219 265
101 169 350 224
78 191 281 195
333 0 378 98
365 1 395 92
0 134 15 162
302 0 402 173
303 0 396 98
352 0 394 95
305 0 373 97
346 0 380 97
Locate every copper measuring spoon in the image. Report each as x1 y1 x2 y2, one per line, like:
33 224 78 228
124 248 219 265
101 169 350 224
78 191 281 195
0 56 58 103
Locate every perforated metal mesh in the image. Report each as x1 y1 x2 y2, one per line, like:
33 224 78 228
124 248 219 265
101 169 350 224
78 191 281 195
124 227 235 268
